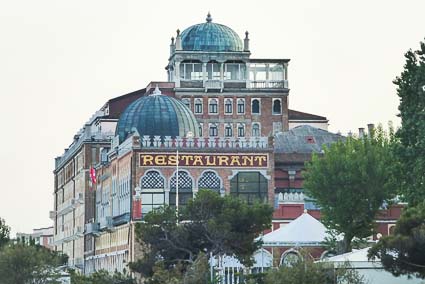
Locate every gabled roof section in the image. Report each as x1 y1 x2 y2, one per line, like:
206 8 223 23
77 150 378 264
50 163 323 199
274 125 343 154
102 88 146 119
261 212 328 246
289 109 328 121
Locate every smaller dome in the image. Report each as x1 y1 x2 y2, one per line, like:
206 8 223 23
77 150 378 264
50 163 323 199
180 13 243 52
116 86 199 143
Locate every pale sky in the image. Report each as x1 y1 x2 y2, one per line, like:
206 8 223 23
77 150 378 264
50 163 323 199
0 0 424 235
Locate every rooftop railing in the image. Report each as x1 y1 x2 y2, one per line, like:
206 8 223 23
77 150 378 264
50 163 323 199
139 135 270 149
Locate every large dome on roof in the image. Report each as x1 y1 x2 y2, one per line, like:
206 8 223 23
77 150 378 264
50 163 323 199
180 13 243 52
116 86 199 143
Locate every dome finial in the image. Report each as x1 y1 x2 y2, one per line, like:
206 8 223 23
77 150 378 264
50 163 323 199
206 12 212 23
151 84 162 96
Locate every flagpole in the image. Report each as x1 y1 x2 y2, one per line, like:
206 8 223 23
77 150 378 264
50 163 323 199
176 149 179 220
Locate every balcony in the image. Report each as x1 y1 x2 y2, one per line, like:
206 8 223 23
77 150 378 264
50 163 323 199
204 80 223 91
56 193 84 216
99 217 113 231
53 226 84 245
112 213 131 226
248 80 288 89
85 222 100 236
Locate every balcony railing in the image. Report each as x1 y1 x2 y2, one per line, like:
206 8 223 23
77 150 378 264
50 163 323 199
204 80 223 90
53 226 84 245
249 80 288 89
140 136 270 149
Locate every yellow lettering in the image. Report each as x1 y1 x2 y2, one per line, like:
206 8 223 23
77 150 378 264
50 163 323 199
155 155 166 166
218 156 229 166
168 154 177 166
230 156 241 166
254 155 267 166
181 155 193 165
205 155 216 166
242 156 254 166
193 155 203 166
141 155 154 166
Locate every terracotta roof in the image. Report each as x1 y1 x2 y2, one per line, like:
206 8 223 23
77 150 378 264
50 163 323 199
288 109 327 121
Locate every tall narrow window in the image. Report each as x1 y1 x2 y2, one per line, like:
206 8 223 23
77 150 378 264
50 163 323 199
224 99 233 114
225 124 233 137
273 99 282 114
252 123 260 137
237 123 245 137
199 123 203 137
182 98 191 110
251 99 260 114
209 98 218 114
194 98 203 114
237 99 245 114
209 123 218 137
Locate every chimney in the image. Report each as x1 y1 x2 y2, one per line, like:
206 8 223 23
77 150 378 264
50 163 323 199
367 124 375 136
170 37 175 56
175 29 182 50
244 31 250 51
358 128 365 138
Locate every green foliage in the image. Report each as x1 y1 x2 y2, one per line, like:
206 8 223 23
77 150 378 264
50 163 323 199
369 201 425 279
131 190 273 280
70 269 135 284
264 256 365 284
393 39 425 205
0 217 10 248
0 243 68 284
304 127 397 252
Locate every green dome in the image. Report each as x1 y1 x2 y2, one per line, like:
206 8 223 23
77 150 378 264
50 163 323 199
180 13 243 52
116 87 199 143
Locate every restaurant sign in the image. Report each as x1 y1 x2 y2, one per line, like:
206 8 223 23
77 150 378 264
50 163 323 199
139 153 268 168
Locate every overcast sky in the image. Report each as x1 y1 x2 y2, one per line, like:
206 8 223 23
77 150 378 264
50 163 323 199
1 0 424 235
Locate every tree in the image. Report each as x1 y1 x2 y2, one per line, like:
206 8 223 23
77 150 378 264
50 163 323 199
303 128 397 253
130 190 273 280
369 201 425 279
263 253 365 284
393 39 425 205
0 217 10 248
0 243 68 284
70 269 136 284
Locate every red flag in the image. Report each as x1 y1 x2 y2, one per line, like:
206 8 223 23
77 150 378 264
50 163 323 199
90 167 97 184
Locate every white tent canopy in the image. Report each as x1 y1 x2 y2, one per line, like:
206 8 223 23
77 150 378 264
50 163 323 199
261 212 329 247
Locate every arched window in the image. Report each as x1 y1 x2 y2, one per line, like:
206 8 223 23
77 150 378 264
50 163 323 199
280 251 301 267
209 123 218 137
230 172 268 204
237 123 245 137
225 98 233 114
251 99 260 114
194 98 203 114
225 124 233 137
182 98 191 110
273 99 282 114
237 99 245 114
199 123 203 137
169 171 193 207
252 123 260 137
198 171 221 193
140 170 165 216
209 98 218 114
